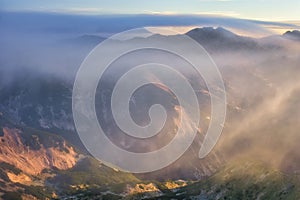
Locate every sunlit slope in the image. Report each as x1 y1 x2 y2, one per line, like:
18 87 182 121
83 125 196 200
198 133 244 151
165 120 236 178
147 160 300 200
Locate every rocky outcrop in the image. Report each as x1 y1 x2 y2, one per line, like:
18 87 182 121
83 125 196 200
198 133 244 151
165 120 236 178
0 127 78 175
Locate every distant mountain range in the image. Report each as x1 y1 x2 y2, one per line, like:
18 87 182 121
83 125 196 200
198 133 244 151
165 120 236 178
64 27 300 51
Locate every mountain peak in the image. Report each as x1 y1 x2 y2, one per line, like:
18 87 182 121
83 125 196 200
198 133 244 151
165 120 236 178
186 26 237 39
283 30 300 41
185 26 260 52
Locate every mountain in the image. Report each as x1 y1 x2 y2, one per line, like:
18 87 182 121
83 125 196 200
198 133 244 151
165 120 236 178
0 112 76 198
0 113 143 199
43 159 300 199
283 30 300 41
0 73 74 131
1 74 223 179
61 35 106 47
63 27 282 53
185 27 262 52
0 72 88 152
145 160 300 200
0 117 77 176
0 62 223 180
1 26 300 199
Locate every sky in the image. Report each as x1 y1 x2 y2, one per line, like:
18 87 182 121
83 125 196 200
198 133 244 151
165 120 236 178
1 0 299 21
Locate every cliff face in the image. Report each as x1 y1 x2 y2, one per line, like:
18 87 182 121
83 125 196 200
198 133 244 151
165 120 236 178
0 114 142 199
0 113 81 199
0 127 78 175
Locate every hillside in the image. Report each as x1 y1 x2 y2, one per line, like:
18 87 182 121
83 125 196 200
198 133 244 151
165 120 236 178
140 160 300 200
0 113 140 199
0 26 300 199
51 160 300 199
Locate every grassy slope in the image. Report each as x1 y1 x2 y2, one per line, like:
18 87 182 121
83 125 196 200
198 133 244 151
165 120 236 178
51 156 140 194
153 160 300 200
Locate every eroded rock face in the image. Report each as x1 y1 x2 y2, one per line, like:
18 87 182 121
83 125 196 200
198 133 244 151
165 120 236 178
6 172 32 185
125 183 163 198
0 127 78 175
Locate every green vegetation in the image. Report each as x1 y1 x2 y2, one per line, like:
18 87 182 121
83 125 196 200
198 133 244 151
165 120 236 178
23 186 53 199
51 156 140 195
150 160 300 200
2 192 22 200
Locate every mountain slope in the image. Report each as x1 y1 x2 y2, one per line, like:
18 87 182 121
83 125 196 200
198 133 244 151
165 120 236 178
185 27 262 52
142 160 300 200
0 112 78 175
0 113 141 199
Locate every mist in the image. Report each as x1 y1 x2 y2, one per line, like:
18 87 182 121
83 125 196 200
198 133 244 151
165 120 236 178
0 11 300 179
